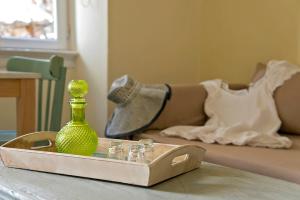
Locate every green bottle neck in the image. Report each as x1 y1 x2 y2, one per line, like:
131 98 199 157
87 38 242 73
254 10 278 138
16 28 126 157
69 98 87 125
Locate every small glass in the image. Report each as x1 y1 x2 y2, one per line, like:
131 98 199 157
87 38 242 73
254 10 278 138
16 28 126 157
107 141 124 160
127 144 142 162
138 139 154 163
139 139 154 148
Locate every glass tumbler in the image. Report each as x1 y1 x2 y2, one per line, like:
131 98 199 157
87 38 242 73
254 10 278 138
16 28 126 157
108 141 124 160
127 144 142 162
138 139 154 163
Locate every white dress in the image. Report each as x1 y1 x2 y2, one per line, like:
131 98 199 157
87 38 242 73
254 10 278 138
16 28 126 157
162 60 300 148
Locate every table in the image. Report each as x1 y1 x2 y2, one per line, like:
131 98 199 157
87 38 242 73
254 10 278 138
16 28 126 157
0 70 40 136
0 160 299 200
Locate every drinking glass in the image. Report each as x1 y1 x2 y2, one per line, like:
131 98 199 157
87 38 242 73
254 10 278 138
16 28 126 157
138 139 154 163
127 144 142 162
108 141 124 160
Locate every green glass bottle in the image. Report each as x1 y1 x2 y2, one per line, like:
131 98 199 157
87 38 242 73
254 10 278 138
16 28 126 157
56 80 98 156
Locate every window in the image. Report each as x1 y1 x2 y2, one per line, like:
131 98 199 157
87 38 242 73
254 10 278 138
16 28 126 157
0 0 69 50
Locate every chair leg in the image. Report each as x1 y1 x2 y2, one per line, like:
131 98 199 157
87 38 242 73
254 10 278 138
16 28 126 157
16 79 36 136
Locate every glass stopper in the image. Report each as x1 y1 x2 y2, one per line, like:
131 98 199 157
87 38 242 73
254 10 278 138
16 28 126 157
68 80 88 98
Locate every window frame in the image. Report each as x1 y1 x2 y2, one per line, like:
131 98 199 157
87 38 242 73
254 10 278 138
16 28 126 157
0 0 69 50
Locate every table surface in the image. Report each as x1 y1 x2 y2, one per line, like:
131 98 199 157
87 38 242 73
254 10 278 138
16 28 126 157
0 160 299 200
0 69 41 79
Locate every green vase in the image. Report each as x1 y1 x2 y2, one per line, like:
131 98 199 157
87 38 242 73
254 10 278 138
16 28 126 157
55 80 98 156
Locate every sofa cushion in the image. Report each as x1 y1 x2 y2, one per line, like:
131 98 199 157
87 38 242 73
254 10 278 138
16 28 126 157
135 131 300 184
149 85 208 130
252 63 300 134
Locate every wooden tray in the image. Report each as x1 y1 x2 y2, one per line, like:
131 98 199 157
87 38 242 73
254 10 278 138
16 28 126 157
0 131 206 186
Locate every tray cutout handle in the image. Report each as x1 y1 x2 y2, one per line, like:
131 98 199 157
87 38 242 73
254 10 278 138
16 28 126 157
171 154 190 167
30 139 53 150
151 145 205 168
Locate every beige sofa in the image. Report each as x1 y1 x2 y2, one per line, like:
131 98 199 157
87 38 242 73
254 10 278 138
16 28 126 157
135 64 300 184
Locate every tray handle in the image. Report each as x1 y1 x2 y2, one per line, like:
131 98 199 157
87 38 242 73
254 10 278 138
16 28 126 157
171 154 190 167
147 145 205 186
151 145 205 170
30 139 53 150
1 131 57 152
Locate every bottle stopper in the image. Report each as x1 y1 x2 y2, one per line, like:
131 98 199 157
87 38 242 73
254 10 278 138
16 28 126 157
68 80 88 98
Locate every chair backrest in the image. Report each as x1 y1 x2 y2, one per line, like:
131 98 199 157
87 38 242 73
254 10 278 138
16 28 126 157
6 55 66 132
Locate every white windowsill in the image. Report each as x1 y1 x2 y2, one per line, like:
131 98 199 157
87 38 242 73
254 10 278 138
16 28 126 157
0 48 78 68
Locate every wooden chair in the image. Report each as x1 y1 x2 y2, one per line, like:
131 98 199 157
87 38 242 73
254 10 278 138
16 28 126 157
0 56 66 143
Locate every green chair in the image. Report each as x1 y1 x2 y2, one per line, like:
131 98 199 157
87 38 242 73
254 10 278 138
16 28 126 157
0 56 66 143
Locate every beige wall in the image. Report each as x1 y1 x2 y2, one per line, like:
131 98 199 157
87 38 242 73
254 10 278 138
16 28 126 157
108 0 205 85
0 98 15 130
109 0 300 87
198 0 300 83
